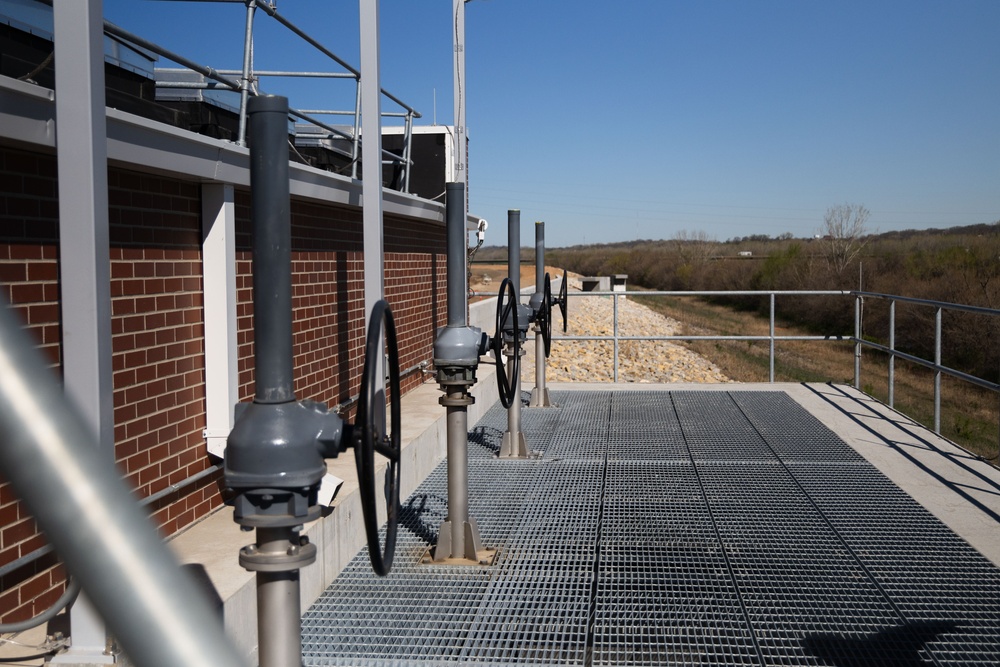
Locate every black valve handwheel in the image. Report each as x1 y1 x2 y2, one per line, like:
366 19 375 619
541 272 553 358
493 278 520 409
558 271 569 333
355 299 401 576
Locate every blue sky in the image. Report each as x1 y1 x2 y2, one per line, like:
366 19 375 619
98 0 1000 247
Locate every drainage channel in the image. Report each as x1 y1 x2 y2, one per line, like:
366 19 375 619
301 390 1000 666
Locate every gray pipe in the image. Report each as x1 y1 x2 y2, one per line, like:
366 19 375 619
446 183 467 328
535 221 544 290
0 298 247 667
249 95 295 404
508 210 520 293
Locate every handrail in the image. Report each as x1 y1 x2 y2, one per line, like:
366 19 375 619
103 5 420 186
500 287 999 463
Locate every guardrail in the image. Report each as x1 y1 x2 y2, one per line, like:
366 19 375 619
14 0 422 187
471 287 1000 463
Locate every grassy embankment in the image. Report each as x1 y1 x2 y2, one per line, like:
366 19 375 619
631 291 1000 464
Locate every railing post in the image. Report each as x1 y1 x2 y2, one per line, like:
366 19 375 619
888 299 895 408
613 293 619 383
351 81 362 180
934 306 942 433
402 111 414 193
854 294 861 389
769 292 775 383
236 0 258 146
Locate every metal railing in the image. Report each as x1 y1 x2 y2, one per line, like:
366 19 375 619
490 287 1000 462
853 291 1000 435
96 1 422 186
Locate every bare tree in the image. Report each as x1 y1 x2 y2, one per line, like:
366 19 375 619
822 203 871 277
671 229 716 264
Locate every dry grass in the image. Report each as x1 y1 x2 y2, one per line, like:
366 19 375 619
634 294 1000 464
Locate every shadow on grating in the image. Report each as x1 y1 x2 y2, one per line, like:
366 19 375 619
301 390 1000 667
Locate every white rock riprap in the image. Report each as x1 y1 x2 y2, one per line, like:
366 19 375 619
520 282 731 384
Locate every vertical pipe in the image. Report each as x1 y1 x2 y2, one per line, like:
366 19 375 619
507 210 522 445
508 210 520 294
613 294 619 383
446 183 467 328
535 222 546 394
255 528 301 667
445 394 469 558
535 221 544 289
359 0 386 393
934 307 942 433
351 81 361 180
854 295 861 389
237 0 257 146
769 293 776 383
248 95 294 404
888 300 896 408
403 112 413 193
453 0 468 215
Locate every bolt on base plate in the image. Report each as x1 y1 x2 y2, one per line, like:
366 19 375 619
499 429 532 458
528 386 554 408
427 518 497 566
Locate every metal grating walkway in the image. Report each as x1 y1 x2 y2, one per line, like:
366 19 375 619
302 390 1000 666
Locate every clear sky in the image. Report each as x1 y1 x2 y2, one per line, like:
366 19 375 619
98 0 1000 247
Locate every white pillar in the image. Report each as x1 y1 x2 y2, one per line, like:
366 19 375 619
51 0 114 662
201 184 238 458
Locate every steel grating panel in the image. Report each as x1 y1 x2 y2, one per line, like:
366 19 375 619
302 390 1000 667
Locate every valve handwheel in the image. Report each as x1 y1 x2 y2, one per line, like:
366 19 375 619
558 271 569 333
541 273 553 357
493 278 520 409
355 299 401 576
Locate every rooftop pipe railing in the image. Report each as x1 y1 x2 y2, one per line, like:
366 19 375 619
98 1 421 186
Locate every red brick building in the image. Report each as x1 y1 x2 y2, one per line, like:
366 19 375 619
0 13 450 633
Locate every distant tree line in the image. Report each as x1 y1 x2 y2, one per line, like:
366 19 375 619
540 213 1000 382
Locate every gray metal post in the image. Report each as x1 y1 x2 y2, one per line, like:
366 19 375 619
360 0 386 398
431 183 493 564
236 0 257 146
529 221 552 407
447 183 467 328
888 300 896 408
769 293 776 382
613 295 620 382
854 295 861 389
500 211 530 458
51 1 113 661
452 0 468 217
934 307 942 433
251 97 295 404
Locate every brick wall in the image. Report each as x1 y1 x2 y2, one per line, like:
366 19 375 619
0 146 64 621
107 170 219 537
385 216 447 395
0 144 448 624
